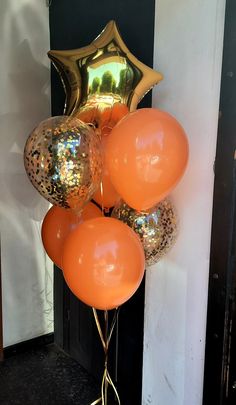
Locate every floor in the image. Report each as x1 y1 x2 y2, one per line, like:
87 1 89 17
0 344 100 404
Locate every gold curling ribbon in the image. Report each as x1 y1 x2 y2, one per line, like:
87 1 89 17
100 181 105 216
90 308 121 405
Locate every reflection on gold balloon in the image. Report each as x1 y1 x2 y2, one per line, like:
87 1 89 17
48 20 163 131
24 116 102 210
112 199 178 266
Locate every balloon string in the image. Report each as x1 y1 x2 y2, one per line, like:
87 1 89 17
91 308 121 405
100 181 105 216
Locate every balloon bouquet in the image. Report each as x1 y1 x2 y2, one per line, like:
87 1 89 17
24 21 188 405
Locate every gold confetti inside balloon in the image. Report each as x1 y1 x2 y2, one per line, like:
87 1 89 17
48 20 163 132
112 199 178 266
24 116 102 210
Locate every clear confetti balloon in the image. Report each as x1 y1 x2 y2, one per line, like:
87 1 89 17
112 198 178 266
24 116 102 210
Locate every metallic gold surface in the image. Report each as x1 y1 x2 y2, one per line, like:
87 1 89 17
48 20 163 131
24 116 102 210
91 308 120 405
112 199 178 266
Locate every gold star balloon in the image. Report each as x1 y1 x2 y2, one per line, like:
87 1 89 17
48 20 163 133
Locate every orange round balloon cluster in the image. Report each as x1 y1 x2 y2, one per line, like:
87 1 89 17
106 108 189 211
62 217 145 310
37 107 189 309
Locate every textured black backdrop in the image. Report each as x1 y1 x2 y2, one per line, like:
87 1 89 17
49 1 156 404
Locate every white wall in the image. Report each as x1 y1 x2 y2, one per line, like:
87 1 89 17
143 1 226 404
0 0 53 347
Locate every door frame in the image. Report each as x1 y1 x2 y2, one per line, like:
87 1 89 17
203 0 236 403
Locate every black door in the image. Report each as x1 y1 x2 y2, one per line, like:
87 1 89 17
203 0 236 403
49 1 156 404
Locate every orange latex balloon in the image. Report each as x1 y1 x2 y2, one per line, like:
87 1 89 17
106 108 189 210
41 202 102 268
77 102 129 137
92 136 120 209
99 103 129 136
62 217 145 310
